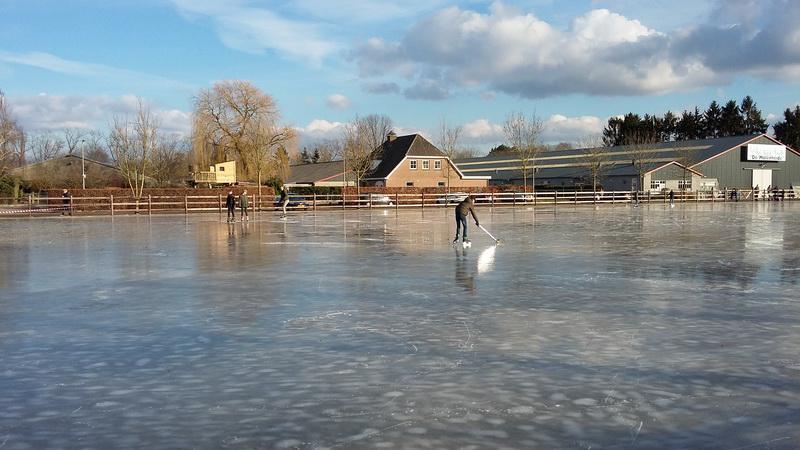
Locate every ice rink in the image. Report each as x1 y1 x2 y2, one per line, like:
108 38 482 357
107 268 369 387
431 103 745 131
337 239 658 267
1 202 799 449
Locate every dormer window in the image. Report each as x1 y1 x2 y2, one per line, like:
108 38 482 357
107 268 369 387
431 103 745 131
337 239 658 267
410 160 417 170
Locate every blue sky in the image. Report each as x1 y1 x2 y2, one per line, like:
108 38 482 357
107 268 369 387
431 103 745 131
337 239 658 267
1 0 799 153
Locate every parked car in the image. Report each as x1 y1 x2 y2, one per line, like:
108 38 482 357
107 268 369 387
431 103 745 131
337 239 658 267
360 193 393 206
435 192 469 204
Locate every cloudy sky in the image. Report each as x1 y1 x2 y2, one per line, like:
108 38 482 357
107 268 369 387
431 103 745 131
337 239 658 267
1 0 799 152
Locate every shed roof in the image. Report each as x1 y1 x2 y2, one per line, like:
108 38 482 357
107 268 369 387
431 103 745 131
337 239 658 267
287 160 353 185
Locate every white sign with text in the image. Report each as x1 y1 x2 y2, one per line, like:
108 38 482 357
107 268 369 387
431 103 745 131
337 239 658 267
747 144 786 162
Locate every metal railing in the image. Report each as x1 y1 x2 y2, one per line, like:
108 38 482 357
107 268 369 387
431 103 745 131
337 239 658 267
0 189 796 217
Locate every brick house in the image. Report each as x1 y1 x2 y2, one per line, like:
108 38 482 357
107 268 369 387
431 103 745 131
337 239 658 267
363 132 489 188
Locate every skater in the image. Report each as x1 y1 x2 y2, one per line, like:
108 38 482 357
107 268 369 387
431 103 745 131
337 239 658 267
225 190 236 222
279 185 290 217
453 195 479 244
239 189 249 221
61 189 72 216
669 189 675 206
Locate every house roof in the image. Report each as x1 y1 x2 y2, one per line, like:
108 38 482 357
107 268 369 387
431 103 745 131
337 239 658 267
286 160 353 185
367 134 446 180
455 134 787 180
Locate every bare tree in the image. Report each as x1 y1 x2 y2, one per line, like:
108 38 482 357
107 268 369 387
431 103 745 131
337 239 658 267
28 131 65 162
0 90 25 173
437 119 462 197
578 135 608 193
361 114 393 158
453 147 478 160
108 100 159 198
83 130 110 163
62 128 86 155
309 138 343 163
150 135 190 187
342 116 375 199
193 80 284 181
675 145 699 193
246 121 294 201
627 130 659 194
503 111 543 192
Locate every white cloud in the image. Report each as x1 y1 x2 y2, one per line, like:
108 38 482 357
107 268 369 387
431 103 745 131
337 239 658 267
462 119 504 142
542 114 605 143
354 1 800 99
170 0 338 63
325 94 351 110
9 94 191 136
0 50 189 89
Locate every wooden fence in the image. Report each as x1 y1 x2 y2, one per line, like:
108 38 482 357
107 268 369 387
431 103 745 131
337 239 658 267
0 189 797 217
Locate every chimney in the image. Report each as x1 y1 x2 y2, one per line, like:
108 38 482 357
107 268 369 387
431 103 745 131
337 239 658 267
387 131 397 142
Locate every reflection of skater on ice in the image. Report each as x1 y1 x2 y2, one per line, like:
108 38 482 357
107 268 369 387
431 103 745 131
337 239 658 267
454 245 475 294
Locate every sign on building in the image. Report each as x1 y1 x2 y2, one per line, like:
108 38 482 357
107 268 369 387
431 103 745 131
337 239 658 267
746 144 786 162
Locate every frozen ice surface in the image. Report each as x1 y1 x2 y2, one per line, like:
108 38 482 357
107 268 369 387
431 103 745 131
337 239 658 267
1 203 799 449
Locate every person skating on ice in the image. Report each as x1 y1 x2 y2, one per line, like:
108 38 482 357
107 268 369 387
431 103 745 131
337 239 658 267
453 195 479 244
279 185 290 218
669 189 675 206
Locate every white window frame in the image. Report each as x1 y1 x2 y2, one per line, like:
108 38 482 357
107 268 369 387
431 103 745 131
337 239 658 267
434 160 442 170
422 160 430 170
678 179 692 189
650 180 666 190
409 160 417 170
406 181 414 187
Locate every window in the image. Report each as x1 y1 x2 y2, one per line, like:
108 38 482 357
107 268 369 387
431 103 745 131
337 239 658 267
438 182 445 187
650 180 666 190
219 166 225 172
406 181 414 187
422 160 430 170
434 160 442 170
678 179 692 189
409 160 417 170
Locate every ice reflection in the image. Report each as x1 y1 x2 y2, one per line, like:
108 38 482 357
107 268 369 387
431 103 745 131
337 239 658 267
0 204 799 448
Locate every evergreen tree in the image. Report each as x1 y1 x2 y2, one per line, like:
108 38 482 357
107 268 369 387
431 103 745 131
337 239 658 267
300 149 311 164
740 96 768 135
773 106 800 150
660 110 678 142
676 108 704 140
703 101 723 138
719 100 744 137
488 144 515 155
312 149 320 163
602 116 625 146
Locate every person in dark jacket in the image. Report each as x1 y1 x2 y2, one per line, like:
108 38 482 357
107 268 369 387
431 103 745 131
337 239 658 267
669 189 675 206
239 190 249 221
279 185 290 217
453 196 479 244
61 189 72 216
225 190 236 222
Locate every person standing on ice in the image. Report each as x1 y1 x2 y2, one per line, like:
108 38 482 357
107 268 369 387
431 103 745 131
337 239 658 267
279 185 290 217
239 189 249 221
225 190 236 222
453 195 479 244
669 189 675 206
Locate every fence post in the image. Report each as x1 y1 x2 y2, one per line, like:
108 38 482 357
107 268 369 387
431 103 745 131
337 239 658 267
491 192 495 207
395 193 399 211
421 192 425 209
218 194 222 213
184 195 188 214
28 194 32 217
574 191 578 205
612 192 615 204
647 191 651 204
554 191 558 207
513 192 516 206
148 195 152 215
110 195 114 216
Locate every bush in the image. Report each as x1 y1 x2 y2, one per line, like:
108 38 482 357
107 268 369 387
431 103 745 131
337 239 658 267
0 174 27 198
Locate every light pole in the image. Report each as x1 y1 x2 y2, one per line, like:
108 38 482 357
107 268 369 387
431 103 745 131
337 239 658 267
80 139 86 189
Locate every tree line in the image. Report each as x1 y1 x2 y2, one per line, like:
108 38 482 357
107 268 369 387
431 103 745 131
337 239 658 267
602 96 770 146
